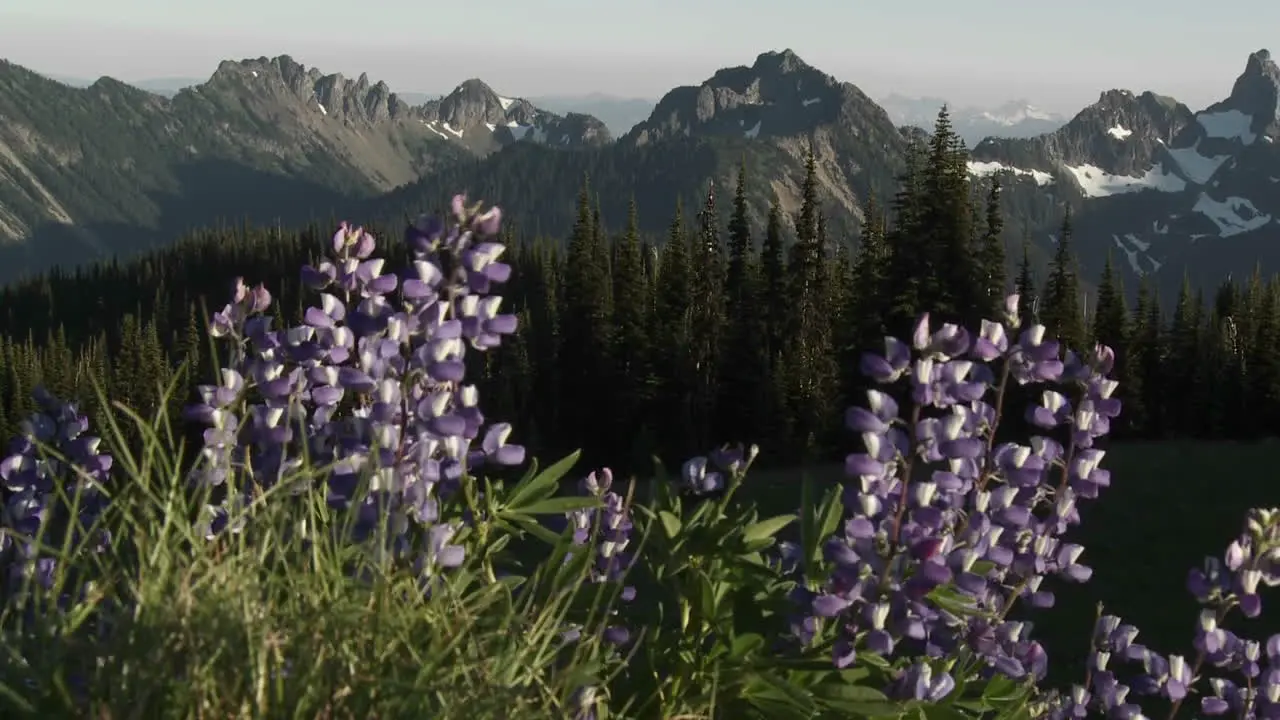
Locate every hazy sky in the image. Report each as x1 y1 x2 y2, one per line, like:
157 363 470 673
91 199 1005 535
2 1 1276 113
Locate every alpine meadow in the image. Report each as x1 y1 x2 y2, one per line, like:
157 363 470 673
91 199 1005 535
6 27 1280 720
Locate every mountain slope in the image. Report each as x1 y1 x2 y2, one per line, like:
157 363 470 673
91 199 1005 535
968 49 1280 298
0 55 610 282
370 49 909 243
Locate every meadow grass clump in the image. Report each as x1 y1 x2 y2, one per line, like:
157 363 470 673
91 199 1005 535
0 396 620 718
3 193 1280 719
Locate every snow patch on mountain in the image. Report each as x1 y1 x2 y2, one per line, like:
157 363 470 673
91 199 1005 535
1066 163 1186 197
1163 141 1231 184
1112 233 1156 276
1197 109 1257 144
1192 193 1272 236
966 160 1053 186
1107 125 1132 140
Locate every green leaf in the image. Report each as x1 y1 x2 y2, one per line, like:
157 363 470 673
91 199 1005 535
816 485 844 540
953 700 995 713
504 450 580 510
980 675 1020 702
968 560 997 576
800 473 817 555
838 667 873 684
809 679 902 718
500 515 564 546
917 704 980 720
730 632 766 660
516 495 600 516
741 672 820 718
740 537 778 553
810 681 889 703
658 510 682 539
925 585 985 617
686 498 714 528
742 513 797 543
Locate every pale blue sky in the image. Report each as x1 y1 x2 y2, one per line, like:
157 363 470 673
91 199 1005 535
1 0 1275 113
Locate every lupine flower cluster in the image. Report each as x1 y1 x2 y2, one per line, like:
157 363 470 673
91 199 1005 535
796 295 1120 700
1044 507 1280 719
185 196 526 579
0 387 113 598
679 443 759 497
562 468 636 648
566 468 636 602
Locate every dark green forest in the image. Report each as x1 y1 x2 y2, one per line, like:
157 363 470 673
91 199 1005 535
0 112 1273 472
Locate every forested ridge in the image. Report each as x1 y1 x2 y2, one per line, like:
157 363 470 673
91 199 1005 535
0 112 1273 474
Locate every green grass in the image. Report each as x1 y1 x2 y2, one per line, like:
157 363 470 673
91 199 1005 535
0 413 615 720
4 416 1272 718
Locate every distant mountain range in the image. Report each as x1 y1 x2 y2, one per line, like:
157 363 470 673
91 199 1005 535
878 94 1068 145
40 73 658 138
48 71 1067 147
4 48 1280 304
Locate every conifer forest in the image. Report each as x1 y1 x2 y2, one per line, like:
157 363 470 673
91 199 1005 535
0 116 1267 476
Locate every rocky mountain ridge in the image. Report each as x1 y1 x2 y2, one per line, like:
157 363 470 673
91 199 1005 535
0 54 610 281
202 56 612 155
966 49 1280 293
6 46 1280 304
622 49 907 224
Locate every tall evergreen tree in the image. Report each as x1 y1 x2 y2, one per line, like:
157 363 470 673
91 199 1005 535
1092 251 1128 348
885 137 929 333
851 195 890 349
976 178 1007 318
719 163 767 444
654 201 695 456
561 179 614 461
688 182 726 449
725 161 753 314
761 201 787 356
1091 251 1132 434
1041 210 1085 352
782 148 838 457
1166 274 1201 436
920 106 977 325
612 198 653 464
1014 236 1037 327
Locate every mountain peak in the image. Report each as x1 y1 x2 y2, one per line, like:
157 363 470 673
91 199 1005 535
437 78 525 128
449 78 497 98
1247 48 1274 73
627 48 900 157
1194 49 1280 147
753 48 810 75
